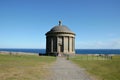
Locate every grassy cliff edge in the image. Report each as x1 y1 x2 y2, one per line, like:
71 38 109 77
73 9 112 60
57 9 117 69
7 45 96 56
0 53 56 80
71 55 120 80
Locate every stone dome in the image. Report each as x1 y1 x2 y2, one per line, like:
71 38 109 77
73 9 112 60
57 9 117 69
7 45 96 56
46 21 75 35
50 25 72 32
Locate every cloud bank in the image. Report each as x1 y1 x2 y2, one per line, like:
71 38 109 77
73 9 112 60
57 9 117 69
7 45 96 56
76 39 120 49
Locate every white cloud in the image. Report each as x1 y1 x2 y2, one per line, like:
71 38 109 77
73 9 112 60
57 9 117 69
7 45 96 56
76 39 120 49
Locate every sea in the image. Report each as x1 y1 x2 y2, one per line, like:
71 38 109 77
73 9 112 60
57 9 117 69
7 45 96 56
0 49 120 54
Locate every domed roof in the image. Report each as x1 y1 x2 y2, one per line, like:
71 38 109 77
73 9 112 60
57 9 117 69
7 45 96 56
46 21 75 35
50 25 72 32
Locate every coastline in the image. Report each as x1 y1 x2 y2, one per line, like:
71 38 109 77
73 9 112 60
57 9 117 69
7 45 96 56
0 51 119 56
0 51 38 55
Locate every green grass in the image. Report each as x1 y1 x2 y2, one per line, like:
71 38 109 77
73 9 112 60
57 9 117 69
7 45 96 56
0 54 56 80
71 55 120 80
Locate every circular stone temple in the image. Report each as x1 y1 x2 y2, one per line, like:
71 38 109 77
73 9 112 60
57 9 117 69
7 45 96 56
45 21 75 56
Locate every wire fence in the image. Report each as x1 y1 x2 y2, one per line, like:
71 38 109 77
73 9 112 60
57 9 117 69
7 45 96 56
66 54 113 60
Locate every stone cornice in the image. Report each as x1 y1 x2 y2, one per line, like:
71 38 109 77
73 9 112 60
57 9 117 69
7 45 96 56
46 31 75 36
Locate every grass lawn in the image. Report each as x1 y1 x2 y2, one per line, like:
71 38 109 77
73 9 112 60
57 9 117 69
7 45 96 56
0 54 56 80
71 55 120 80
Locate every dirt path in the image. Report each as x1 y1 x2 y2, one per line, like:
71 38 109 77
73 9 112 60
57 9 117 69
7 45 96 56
49 57 94 80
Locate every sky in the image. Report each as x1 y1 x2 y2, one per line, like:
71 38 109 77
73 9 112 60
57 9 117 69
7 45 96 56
0 0 120 49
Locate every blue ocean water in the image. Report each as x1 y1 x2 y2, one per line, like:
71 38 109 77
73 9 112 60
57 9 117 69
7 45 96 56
0 49 120 54
0 49 44 54
76 49 120 54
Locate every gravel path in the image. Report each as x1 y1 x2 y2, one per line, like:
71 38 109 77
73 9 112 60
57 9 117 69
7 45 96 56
49 57 94 80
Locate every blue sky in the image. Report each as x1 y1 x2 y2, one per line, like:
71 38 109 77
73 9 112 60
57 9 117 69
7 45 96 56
0 0 120 49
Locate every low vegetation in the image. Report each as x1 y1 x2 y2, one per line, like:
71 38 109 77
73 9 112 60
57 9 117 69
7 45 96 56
71 55 120 80
0 54 56 80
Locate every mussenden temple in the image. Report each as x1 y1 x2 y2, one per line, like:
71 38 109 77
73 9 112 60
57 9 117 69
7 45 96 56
45 21 75 56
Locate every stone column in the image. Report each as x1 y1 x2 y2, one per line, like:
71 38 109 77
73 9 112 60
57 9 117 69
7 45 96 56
68 36 70 52
73 37 75 53
69 36 72 53
57 36 59 53
63 36 68 53
63 36 65 53
51 37 53 52
72 37 74 52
